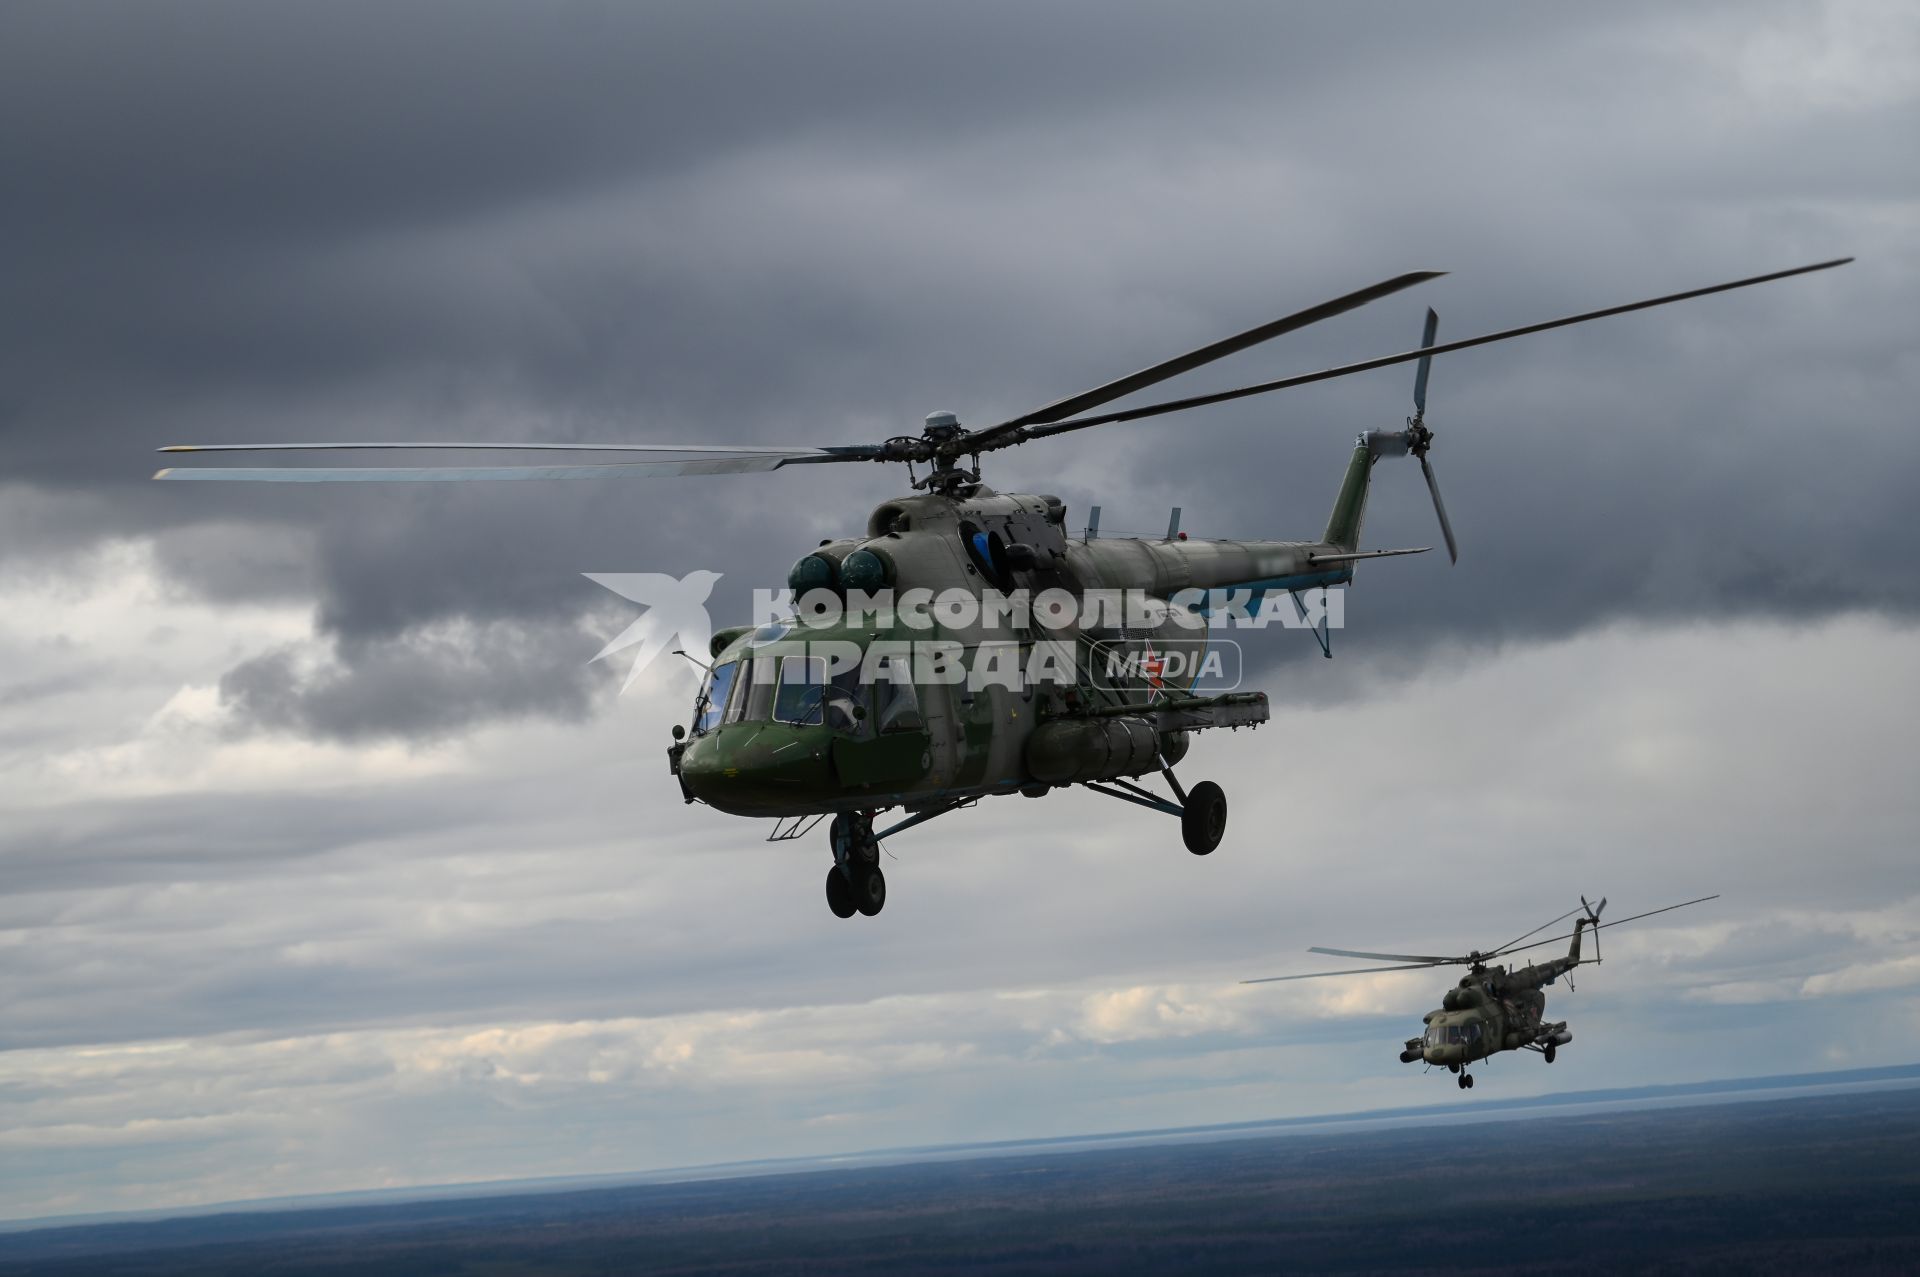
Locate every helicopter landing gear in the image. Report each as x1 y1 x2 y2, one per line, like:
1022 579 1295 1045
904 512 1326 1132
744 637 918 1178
851 864 886 916
827 811 885 919
1543 1043 1556 1064
1080 763 1228 857
1456 1072 1475 1090
1180 781 1228 856
825 867 856 918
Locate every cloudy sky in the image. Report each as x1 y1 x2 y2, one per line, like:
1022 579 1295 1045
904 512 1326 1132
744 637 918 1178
2 0 1917 1223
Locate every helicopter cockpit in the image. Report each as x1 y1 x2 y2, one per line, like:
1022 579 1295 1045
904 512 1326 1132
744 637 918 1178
1423 1022 1483 1048
691 649 924 738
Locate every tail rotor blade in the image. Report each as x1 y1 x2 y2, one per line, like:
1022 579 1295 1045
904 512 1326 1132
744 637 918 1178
1412 307 1438 416
1420 455 1459 564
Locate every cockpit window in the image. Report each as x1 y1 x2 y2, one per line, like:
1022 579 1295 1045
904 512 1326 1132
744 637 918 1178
734 655 776 722
1425 1022 1481 1047
774 655 827 725
721 656 750 724
695 661 738 734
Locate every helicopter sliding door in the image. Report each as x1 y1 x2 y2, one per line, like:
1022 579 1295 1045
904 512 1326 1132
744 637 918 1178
830 654 933 788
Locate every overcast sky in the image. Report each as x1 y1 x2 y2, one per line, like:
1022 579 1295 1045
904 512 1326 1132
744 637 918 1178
1 0 1916 1223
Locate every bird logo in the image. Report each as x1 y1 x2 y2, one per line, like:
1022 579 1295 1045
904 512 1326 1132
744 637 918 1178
584 570 723 692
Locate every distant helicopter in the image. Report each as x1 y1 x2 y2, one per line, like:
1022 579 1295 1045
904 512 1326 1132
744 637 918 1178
155 259 1845 919
1244 894 1719 1089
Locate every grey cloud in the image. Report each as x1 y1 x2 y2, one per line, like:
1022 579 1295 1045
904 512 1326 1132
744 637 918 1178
3 1 1919 1221
3 1 1913 739
217 612 619 740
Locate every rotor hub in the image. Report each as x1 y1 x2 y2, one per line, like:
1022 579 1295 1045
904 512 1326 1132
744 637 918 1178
921 411 964 443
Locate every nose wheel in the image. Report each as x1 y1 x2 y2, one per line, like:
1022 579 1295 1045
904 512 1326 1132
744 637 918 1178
826 811 885 919
825 866 857 918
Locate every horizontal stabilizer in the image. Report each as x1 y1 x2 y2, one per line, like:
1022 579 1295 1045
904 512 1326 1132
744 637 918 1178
1307 547 1430 564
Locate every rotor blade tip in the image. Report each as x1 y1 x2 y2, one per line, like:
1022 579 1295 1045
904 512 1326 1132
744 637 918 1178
152 468 175 480
157 445 195 453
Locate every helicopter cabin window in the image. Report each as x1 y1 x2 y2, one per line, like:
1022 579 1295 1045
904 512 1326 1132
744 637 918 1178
774 655 828 725
873 655 925 733
696 661 739 734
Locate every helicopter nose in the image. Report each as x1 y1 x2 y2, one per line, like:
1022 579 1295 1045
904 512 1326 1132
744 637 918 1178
677 724 835 816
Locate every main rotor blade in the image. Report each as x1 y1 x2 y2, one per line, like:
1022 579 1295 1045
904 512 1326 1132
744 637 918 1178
1493 894 1721 960
1489 906 1583 957
1243 960 1454 985
1412 307 1438 414
1016 259 1851 442
1420 456 1459 564
158 441 870 456
1308 945 1461 964
153 452 864 482
983 270 1445 437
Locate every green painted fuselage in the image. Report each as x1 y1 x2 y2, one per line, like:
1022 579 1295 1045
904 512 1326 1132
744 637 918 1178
673 442 1389 819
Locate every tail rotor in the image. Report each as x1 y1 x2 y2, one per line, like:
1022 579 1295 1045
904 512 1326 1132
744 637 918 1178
1407 308 1459 564
1581 895 1608 963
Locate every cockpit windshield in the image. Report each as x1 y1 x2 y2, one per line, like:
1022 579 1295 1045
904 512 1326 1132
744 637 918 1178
774 655 827 725
698 650 870 733
1425 1022 1482 1047
694 661 738 735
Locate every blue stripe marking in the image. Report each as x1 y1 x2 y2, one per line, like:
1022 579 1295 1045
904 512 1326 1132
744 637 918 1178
1191 570 1351 616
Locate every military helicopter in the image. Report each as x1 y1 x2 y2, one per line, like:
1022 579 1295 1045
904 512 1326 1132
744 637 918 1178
1243 894 1719 1089
154 260 1845 919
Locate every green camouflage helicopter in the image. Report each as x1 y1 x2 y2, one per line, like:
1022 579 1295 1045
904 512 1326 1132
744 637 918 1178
1244 894 1719 1089
155 261 1843 919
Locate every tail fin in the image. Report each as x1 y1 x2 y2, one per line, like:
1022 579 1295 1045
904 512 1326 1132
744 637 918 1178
1323 430 1414 550
1569 916 1589 964
1322 440 1378 551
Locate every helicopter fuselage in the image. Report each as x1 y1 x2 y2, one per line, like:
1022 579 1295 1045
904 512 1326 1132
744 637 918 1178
668 483 1355 818
1403 927 1588 1077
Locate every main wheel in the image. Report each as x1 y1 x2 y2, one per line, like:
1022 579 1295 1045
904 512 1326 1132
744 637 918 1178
1544 1044 1557 1064
825 867 857 919
1456 1073 1468 1090
854 865 887 917
1181 781 1228 856
1465 1074 1475 1089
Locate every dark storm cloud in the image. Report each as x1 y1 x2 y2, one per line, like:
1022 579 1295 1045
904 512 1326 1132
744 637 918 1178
218 612 617 739
1 0 1912 739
